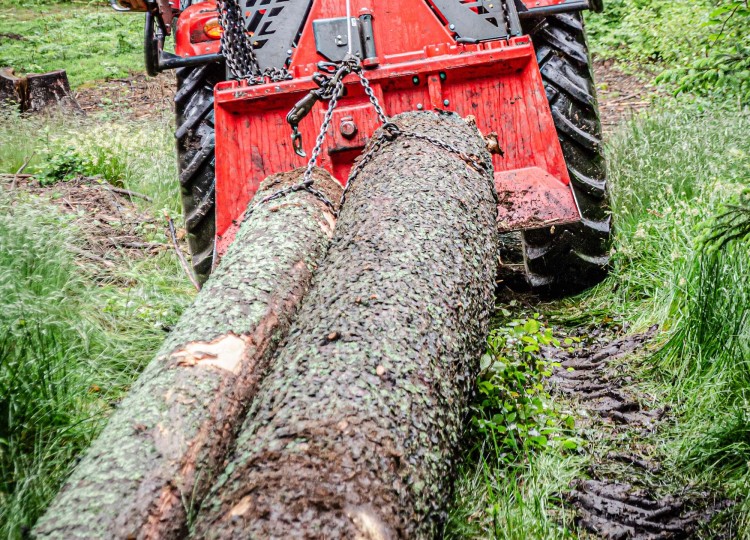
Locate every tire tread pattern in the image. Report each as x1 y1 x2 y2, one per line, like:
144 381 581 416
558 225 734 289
522 13 612 291
175 63 223 283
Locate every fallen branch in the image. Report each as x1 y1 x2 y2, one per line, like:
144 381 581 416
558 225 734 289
11 153 33 191
109 239 166 250
65 244 116 268
96 178 154 202
165 212 201 292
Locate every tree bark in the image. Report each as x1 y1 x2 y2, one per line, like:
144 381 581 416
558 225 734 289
0 68 24 108
192 112 499 539
0 68 80 113
32 168 342 540
24 70 81 113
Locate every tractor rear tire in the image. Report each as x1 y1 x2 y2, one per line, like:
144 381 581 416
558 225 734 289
521 13 612 292
175 63 223 284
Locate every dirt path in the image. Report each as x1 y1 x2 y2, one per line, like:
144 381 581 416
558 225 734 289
594 60 656 133
550 329 731 538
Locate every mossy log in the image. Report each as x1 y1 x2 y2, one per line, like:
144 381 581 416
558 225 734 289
193 112 499 538
32 168 342 540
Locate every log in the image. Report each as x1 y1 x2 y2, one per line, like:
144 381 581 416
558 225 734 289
32 168 342 539
193 112 498 538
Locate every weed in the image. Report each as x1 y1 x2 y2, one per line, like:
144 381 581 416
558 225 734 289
472 313 579 456
586 0 750 104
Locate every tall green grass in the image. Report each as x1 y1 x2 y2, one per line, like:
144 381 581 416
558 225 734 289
0 109 193 536
450 101 749 537
656 200 750 533
562 101 749 328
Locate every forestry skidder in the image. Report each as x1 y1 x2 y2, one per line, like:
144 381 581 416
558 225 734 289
116 0 611 290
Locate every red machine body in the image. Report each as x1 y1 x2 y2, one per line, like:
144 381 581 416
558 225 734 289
174 1 221 58
210 0 582 256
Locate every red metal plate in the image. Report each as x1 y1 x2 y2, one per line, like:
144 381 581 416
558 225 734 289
212 0 581 255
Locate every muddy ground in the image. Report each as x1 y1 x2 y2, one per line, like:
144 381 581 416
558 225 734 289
546 327 732 539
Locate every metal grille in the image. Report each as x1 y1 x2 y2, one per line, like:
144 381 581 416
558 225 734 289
241 0 313 69
427 0 521 41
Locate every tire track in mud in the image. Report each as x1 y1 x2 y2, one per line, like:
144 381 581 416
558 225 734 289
550 328 731 539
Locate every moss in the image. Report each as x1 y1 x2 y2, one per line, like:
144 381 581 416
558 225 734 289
193 113 498 538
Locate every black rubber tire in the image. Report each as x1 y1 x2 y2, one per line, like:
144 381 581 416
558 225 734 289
521 13 612 292
174 63 223 284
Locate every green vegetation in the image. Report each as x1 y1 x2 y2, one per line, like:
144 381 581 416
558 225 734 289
0 109 194 536
0 1 142 87
586 0 750 103
448 103 750 537
1 0 749 537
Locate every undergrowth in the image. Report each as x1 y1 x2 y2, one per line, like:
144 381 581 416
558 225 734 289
0 1 142 87
0 107 180 213
586 0 750 104
657 194 750 534
0 108 193 536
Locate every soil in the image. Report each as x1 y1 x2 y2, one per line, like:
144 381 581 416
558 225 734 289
74 71 176 119
594 60 658 133
3 175 176 277
549 329 732 539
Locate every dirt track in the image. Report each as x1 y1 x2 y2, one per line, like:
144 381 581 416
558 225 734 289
549 329 731 538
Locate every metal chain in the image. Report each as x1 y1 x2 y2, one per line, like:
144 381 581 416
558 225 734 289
216 0 292 83
242 74 345 220
338 73 488 211
240 56 486 220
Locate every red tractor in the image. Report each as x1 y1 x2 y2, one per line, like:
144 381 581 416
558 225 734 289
114 0 610 291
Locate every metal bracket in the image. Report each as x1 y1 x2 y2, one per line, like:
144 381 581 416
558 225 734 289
515 0 601 18
427 0 522 41
313 15 377 64
240 0 314 70
144 9 222 75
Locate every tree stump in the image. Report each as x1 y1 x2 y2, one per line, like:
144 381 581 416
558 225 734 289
25 70 81 113
0 68 23 108
192 111 499 538
32 169 341 540
0 68 80 113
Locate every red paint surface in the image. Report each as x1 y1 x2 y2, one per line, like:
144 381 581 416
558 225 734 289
519 0 571 8
213 0 580 254
174 1 221 58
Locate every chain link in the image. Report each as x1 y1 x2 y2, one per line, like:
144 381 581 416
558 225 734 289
216 0 292 83
218 32 486 221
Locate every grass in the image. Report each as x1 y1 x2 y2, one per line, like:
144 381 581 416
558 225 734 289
0 0 748 537
584 0 750 104
0 1 143 87
448 100 750 537
0 107 194 537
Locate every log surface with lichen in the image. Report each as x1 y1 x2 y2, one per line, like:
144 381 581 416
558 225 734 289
193 111 498 539
32 168 341 540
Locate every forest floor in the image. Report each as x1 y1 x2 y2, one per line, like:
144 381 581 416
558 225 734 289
2 2 749 539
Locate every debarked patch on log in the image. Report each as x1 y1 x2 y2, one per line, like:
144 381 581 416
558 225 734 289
170 333 251 374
